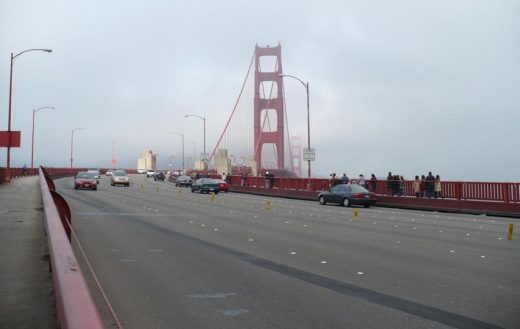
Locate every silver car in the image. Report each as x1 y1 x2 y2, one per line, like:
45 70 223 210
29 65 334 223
111 170 130 187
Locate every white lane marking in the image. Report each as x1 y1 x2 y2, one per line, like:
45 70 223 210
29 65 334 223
498 237 503 240
218 309 249 316
394 225 399 227
248 238 255 242
148 249 163 252
254 215 258 218
480 255 486 258
121 259 136 262
372 222 377 225
450 250 455 253
189 221 194 223
214 228 219 231
357 272 364 275
413 227 417 230
320 261 328 264
466 233 471 236
189 292 237 299
303 224 308 227
285 221 290 224
201 224 206 227
111 249 120 252
289 251 296 255
396 241 400 244
439 230 443 233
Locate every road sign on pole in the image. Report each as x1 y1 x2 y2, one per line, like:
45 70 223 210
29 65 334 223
303 148 315 161
201 152 209 163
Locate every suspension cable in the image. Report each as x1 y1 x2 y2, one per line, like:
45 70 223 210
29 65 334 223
208 50 255 164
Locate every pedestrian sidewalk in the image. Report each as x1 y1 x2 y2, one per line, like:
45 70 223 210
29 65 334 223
0 176 57 329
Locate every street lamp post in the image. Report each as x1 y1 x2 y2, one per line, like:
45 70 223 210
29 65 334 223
169 155 175 172
184 114 206 168
279 74 312 181
170 131 185 171
112 138 122 169
186 141 196 169
70 127 85 171
5 48 52 182
31 106 55 169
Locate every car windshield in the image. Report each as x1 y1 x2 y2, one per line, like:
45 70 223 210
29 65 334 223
77 172 90 178
114 171 127 176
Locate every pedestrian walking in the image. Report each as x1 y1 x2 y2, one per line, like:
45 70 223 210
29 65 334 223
420 175 426 197
413 176 420 197
370 174 377 192
435 175 442 199
341 173 349 184
386 172 393 195
426 172 435 198
358 174 365 188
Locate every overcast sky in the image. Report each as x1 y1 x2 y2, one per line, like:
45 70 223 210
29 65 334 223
1 0 519 181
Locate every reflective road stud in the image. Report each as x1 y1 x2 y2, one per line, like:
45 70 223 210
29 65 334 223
266 199 272 210
354 209 359 222
508 223 514 241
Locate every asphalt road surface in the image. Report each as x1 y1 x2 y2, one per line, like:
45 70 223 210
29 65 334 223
56 175 520 329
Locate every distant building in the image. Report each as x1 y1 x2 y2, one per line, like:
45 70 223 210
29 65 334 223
137 149 156 171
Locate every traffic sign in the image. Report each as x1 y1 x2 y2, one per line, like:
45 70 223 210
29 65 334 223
303 148 315 161
201 152 209 163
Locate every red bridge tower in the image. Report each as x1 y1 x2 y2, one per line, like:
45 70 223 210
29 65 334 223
254 44 284 170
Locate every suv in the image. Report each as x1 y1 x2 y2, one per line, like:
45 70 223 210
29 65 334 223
154 171 165 181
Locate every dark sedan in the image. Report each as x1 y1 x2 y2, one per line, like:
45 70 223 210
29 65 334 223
154 171 165 181
191 178 219 194
318 184 376 207
175 175 193 187
74 172 98 190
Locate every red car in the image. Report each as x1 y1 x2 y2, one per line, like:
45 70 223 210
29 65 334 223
216 179 229 193
74 172 98 190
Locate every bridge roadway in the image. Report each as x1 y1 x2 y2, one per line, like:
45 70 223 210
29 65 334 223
55 174 519 329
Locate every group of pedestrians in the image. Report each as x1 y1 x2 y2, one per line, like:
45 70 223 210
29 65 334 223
413 172 442 198
329 173 378 192
330 170 443 199
386 172 406 196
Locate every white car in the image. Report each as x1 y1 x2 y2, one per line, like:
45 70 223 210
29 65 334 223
105 169 115 176
146 170 156 178
137 168 147 174
111 170 130 187
87 168 101 183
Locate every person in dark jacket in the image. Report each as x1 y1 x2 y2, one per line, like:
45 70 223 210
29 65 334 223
425 172 435 198
370 174 377 192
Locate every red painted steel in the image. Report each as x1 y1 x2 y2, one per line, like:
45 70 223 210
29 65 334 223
39 169 104 329
254 44 285 170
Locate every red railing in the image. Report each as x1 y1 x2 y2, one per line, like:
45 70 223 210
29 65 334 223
3 167 518 203
232 176 520 204
39 168 105 329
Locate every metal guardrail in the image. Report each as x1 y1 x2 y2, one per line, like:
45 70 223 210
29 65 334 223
39 167 104 329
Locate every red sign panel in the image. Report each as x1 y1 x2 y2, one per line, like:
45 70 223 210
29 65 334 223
0 131 21 147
